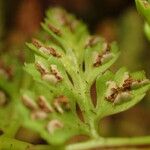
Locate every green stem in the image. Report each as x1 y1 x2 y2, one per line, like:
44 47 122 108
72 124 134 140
66 136 150 150
88 120 99 139
0 136 60 150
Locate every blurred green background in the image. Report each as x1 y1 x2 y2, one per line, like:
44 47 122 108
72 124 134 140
0 0 150 140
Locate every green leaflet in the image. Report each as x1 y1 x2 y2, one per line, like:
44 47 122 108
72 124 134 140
135 0 150 40
96 67 150 118
19 83 89 145
0 54 23 139
135 0 150 25
0 103 20 138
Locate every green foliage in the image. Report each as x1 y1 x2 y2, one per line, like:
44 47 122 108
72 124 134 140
22 7 150 145
0 6 150 150
96 68 150 118
135 0 150 40
136 0 150 24
0 54 22 136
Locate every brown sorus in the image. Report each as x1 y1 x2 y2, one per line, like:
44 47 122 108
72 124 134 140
32 38 42 48
48 24 61 36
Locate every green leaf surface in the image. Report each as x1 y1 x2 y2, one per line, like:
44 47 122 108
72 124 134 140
96 68 150 118
19 83 89 145
135 0 150 24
